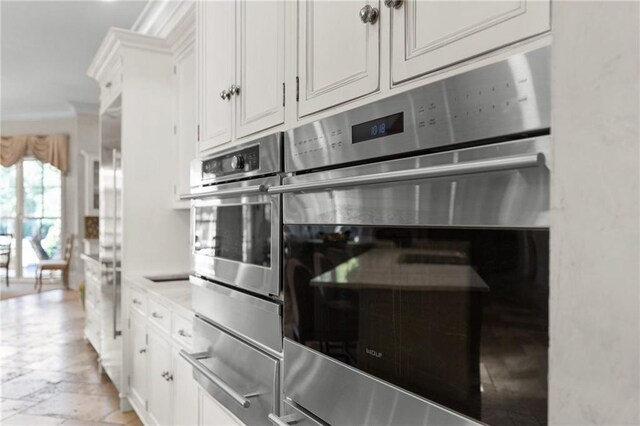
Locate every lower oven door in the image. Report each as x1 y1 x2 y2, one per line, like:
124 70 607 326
180 316 279 425
191 175 281 298
278 138 550 426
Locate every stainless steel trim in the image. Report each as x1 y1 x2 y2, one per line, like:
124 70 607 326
270 152 543 195
192 133 283 186
191 276 280 315
179 350 252 408
283 339 481 426
191 276 283 353
284 47 550 172
268 413 300 426
283 137 550 228
112 149 121 339
181 184 266 200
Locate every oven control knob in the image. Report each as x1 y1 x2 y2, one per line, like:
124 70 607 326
230 154 245 170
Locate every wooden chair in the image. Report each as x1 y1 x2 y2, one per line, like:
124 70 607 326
0 234 12 286
35 235 74 292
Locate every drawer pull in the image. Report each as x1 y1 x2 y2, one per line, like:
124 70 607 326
178 329 192 338
179 350 258 408
132 299 142 305
152 312 164 319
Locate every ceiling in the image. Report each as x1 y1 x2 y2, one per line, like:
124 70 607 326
1 0 147 120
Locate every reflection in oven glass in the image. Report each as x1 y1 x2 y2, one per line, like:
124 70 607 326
284 225 548 425
194 203 271 267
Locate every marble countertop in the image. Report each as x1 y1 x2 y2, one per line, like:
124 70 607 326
124 273 193 317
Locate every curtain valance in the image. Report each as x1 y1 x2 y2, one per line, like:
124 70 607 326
0 134 68 173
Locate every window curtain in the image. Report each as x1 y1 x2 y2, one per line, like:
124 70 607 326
0 134 68 173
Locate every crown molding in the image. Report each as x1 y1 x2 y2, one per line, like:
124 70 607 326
1 105 78 123
87 27 171 82
132 0 194 40
164 2 195 53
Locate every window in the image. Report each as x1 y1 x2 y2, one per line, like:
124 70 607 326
0 158 64 278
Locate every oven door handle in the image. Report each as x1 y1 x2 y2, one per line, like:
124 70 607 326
268 153 545 195
179 350 253 408
179 184 266 200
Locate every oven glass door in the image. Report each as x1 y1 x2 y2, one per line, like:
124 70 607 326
192 178 280 297
194 202 272 267
284 225 548 425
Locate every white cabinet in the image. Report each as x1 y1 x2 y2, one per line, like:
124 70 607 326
173 39 197 206
147 329 173 426
235 0 285 138
199 387 243 426
172 348 198 426
197 0 234 152
298 0 380 116
129 309 147 411
390 0 550 84
82 257 101 353
198 0 285 152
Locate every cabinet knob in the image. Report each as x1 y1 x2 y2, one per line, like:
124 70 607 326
359 5 379 24
384 0 403 8
105 82 112 88
178 329 192 338
139 348 146 354
152 312 163 319
219 89 230 100
229 84 240 96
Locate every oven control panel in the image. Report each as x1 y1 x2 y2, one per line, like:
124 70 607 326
284 46 550 173
201 145 260 180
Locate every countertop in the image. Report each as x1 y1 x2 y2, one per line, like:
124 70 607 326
80 253 100 262
124 273 193 318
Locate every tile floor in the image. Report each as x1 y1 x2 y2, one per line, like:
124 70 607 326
0 289 142 425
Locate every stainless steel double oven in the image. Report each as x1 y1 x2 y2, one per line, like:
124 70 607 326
180 133 283 425
274 47 551 426
184 46 551 426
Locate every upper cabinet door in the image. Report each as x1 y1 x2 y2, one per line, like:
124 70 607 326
391 0 550 84
235 1 285 138
173 41 196 205
198 0 234 153
298 0 380 117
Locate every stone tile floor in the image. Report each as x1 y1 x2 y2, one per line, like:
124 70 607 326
0 289 142 425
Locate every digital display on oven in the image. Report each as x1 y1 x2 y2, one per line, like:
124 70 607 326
352 112 404 144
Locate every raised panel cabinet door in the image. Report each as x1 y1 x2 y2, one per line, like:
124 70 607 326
235 0 285 138
147 330 173 426
172 349 198 426
198 0 234 153
390 0 550 83
198 387 243 426
174 41 197 204
129 310 147 411
298 0 380 117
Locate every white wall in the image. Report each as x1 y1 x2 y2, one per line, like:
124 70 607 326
1 113 99 288
550 1 640 424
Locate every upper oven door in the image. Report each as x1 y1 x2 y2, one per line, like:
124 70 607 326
191 175 281 298
276 137 550 228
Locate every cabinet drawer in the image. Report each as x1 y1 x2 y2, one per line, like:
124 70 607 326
172 313 194 350
148 298 170 333
190 316 279 425
129 286 147 317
